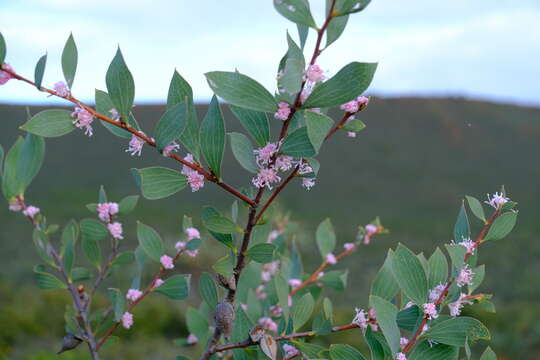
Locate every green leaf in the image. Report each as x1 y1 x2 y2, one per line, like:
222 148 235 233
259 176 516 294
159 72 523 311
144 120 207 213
133 167 187 200
326 1 349 47
390 244 428 306
334 0 371 15
306 111 334 153
82 236 101 268
291 293 314 330
364 327 387 360
137 222 163 262
280 126 316 158
426 317 490 346
0 32 5 65
408 341 459 360
61 33 77 88
371 250 399 301
205 71 277 112
247 243 275 263
297 24 309 50
200 95 226 177
396 305 421 332
154 102 188 152
72 267 92 281
34 53 47 90
213 254 234 278
111 252 134 267
480 347 496 360
0 144 4 177
2 137 23 198
107 288 125 322
202 207 236 250
466 195 486 222
454 202 470 242
319 270 348 290
98 185 107 203
80 219 108 242
186 307 209 343
232 308 253 342
199 273 218 308
229 105 270 147
303 62 377 108
445 244 467 271
229 132 258 173
369 295 400 355
316 218 336 257
330 344 366 360
106 47 135 121
275 274 290 322
16 134 45 191
33 265 66 290
427 247 449 289
273 0 316 28
204 215 241 234
484 212 517 242
94 89 132 138
167 70 193 106
61 220 78 277
293 341 326 358
343 119 366 132
118 195 139 214
155 274 190 300
20 109 76 137
469 265 485 293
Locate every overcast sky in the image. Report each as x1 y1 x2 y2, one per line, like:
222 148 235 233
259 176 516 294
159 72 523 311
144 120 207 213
1 0 539 106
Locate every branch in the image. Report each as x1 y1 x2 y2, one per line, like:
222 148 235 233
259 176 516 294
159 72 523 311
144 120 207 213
3 68 255 207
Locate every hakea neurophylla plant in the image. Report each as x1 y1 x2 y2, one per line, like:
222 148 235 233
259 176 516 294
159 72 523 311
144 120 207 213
0 1 518 360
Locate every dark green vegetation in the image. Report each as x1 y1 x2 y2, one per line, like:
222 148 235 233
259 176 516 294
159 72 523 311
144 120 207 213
1 97 539 359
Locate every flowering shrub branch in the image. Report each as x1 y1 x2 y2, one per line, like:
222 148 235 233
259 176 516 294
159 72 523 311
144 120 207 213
0 1 518 360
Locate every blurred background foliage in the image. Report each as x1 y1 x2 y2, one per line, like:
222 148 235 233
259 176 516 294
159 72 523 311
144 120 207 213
1 97 539 359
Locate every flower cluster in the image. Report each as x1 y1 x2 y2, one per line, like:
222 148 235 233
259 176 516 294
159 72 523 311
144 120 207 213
422 302 439 319
274 102 291 121
126 134 145 156
71 106 94 136
0 63 14 85
160 255 174 269
23 205 40 218
485 192 509 209
181 153 205 192
340 96 370 114
428 283 447 302
97 202 119 222
456 265 474 287
448 293 472 317
54 81 70 97
162 141 180 157
175 227 201 257
126 289 143 302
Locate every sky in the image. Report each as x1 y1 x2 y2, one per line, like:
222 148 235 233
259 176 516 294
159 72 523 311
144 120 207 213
1 0 539 106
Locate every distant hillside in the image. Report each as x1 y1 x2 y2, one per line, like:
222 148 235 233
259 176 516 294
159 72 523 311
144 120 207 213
1 97 539 356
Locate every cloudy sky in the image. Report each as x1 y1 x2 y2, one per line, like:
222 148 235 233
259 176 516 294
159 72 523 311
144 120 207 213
1 0 539 105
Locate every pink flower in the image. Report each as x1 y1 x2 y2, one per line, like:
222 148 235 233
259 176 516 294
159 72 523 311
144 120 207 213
485 192 509 209
456 265 474 287
8 200 22 212
347 131 357 138
340 100 359 113
261 271 271 283
283 344 299 357
181 153 195 175
255 285 267 300
160 255 174 269
269 305 283 317
288 279 302 288
240 303 248 312
258 317 278 333
428 283 447 302
448 293 472 317
396 352 407 360
71 106 94 136
267 230 280 243
302 177 316 190
400 337 409 349
365 224 378 235
288 295 293 307
317 272 324 279
0 63 14 85
352 308 368 330
126 289 143 302
422 302 439 319
299 87 312 104
357 96 369 106
97 202 119 222
274 102 291 121
344 242 355 251
185 227 200 241
305 65 325 83
275 155 293 172
186 249 199 258
110 108 120 121
186 333 198 345
153 278 164 288
252 167 281 190
121 312 134 329
325 253 337 264
175 241 186 251
54 81 70 97
126 134 145 156
459 238 476 255
23 205 40 218
254 142 279 165
162 142 180 157
187 172 205 192
108 222 123 239
297 161 313 175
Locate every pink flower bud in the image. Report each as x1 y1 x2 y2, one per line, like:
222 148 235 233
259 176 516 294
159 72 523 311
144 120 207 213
71 106 94 136
288 279 302 288
340 100 359 113
185 227 200 241
126 289 143 302
23 205 40 218
186 333 198 344
107 222 123 240
160 255 174 269
422 302 439 319
54 81 70 97
325 253 337 264
121 312 134 329
153 278 164 288
274 102 291 121
343 242 355 251
126 134 145 156
305 64 325 83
